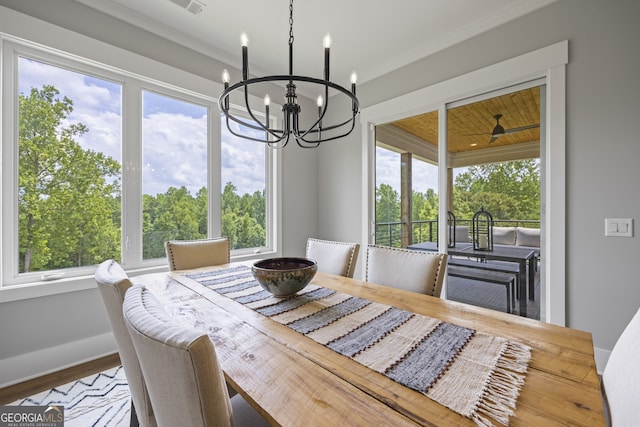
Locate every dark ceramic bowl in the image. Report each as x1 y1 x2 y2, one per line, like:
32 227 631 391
252 257 317 297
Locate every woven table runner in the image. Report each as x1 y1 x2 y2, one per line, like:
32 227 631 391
183 266 531 427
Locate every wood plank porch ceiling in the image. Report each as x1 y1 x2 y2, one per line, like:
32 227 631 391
390 87 540 153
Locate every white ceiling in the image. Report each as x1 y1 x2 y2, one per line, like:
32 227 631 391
75 0 555 86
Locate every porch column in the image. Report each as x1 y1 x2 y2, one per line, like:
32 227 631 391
401 152 412 247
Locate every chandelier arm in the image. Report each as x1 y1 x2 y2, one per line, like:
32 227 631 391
293 83 329 141
241 84 288 143
295 138 320 148
223 110 289 144
296 119 357 144
295 110 357 145
224 114 287 145
304 111 358 134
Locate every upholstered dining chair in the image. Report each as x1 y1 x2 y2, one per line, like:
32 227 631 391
123 286 270 427
601 307 640 426
165 237 230 271
305 238 360 278
95 259 155 427
365 245 448 297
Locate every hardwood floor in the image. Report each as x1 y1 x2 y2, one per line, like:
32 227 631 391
0 353 121 405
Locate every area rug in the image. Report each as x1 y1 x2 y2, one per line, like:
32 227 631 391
10 365 130 427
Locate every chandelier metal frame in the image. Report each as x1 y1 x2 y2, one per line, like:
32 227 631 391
219 0 360 148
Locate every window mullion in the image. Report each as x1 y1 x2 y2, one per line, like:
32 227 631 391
122 81 143 267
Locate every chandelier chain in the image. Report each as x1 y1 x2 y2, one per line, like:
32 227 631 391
289 0 294 45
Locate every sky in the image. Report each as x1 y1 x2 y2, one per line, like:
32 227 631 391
376 146 440 194
18 57 265 197
19 57 455 199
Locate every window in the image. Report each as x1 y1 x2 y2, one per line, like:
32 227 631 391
142 91 209 259
1 39 277 293
16 57 123 276
221 120 268 251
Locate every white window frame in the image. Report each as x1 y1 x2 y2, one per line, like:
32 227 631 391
1 31 280 301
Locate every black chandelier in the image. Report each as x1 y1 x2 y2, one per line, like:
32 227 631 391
219 0 360 148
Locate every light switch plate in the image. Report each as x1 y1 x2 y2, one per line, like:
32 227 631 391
605 218 633 237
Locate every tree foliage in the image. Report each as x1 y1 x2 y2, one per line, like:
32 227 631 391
18 85 266 273
375 160 540 246
19 85 121 272
452 160 540 221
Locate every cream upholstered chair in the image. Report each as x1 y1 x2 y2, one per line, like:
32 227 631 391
365 245 448 297
95 259 155 427
306 238 360 278
123 286 270 427
601 307 640 426
165 237 230 271
164 237 238 398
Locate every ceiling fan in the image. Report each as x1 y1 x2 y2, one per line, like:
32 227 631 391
469 114 540 143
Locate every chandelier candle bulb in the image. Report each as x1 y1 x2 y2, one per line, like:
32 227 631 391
241 32 249 80
317 95 323 136
351 71 358 110
264 94 270 125
324 34 331 81
222 69 230 109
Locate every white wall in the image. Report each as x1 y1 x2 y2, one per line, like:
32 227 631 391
2 0 639 386
0 0 317 386
318 0 640 367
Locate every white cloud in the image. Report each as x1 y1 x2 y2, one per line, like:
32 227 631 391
143 112 208 196
18 58 267 197
376 146 439 194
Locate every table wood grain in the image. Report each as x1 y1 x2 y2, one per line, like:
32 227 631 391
134 262 605 427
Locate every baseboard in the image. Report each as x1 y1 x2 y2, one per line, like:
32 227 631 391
0 332 116 388
594 346 611 375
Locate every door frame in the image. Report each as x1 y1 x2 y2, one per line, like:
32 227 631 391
360 41 567 325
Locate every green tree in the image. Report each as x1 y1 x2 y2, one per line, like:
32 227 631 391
453 160 540 223
143 186 206 258
375 183 400 223
221 182 266 249
18 85 121 272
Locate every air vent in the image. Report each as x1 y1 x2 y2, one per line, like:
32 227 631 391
168 0 206 15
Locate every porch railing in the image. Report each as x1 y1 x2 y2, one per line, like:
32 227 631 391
375 219 540 248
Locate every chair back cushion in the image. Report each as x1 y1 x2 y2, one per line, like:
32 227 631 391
95 260 155 426
165 238 230 271
515 227 540 248
306 238 360 278
492 226 517 245
454 226 470 243
365 245 447 297
602 307 640 426
123 286 233 427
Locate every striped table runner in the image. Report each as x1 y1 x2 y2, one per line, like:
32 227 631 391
184 266 531 427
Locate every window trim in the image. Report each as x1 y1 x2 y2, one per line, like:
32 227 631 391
0 33 280 301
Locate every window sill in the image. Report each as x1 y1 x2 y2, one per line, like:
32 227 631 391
0 264 170 303
0 251 279 303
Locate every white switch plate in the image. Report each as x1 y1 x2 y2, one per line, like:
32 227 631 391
605 218 633 237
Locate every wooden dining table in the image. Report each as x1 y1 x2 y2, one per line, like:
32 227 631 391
133 261 605 427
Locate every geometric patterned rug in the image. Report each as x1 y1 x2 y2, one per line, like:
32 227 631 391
9 366 130 427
